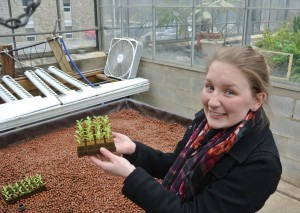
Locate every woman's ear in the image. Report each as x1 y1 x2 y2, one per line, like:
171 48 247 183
251 93 267 111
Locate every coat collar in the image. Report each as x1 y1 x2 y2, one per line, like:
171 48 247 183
194 109 268 163
228 126 268 163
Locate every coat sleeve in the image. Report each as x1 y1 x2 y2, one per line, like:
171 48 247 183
123 122 195 179
122 151 281 213
123 141 176 179
123 110 203 179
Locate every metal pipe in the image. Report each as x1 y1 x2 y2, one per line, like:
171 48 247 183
55 0 62 34
7 0 18 58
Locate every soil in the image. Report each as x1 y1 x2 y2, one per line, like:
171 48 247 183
0 109 186 212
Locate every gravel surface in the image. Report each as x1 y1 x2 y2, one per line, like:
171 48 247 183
0 109 186 212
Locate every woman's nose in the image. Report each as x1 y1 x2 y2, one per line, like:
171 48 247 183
208 94 221 107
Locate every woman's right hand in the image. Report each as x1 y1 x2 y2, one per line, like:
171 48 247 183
112 132 136 155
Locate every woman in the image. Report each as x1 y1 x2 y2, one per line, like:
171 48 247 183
90 46 282 212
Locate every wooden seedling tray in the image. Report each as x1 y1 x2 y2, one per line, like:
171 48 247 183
77 138 116 157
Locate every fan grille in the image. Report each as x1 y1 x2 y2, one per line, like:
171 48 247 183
106 39 135 79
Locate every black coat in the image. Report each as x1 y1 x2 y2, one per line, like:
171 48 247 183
123 110 282 213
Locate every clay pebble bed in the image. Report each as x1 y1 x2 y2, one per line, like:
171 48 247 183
0 109 186 212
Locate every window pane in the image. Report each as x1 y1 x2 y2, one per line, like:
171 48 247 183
155 7 193 65
0 0 97 75
63 0 70 6
25 28 35 33
102 5 122 50
290 0 300 9
26 36 36 42
155 0 193 7
65 26 72 31
69 0 95 30
126 0 152 6
65 33 73 39
12 1 56 35
102 0 152 6
102 0 121 6
22 0 31 7
250 1 300 83
0 36 13 46
0 1 12 41
124 7 152 38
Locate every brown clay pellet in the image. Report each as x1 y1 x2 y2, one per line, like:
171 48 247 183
0 109 185 212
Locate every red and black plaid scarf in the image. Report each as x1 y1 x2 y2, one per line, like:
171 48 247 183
162 109 260 200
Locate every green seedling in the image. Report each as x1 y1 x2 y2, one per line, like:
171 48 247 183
93 116 103 143
1 174 46 204
84 116 94 143
84 116 92 132
1 186 12 200
75 119 85 145
75 115 115 157
33 174 44 187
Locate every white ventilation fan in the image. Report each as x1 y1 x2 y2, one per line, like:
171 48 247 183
104 38 143 80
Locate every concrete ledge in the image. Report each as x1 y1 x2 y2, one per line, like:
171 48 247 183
258 180 300 212
277 180 300 202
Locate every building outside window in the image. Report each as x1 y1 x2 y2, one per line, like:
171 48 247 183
65 26 73 39
64 0 73 39
22 0 31 10
25 28 36 42
63 0 71 12
23 0 35 42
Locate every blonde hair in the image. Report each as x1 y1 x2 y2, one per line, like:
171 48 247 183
206 46 271 102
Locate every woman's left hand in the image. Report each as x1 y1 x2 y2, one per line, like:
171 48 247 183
90 147 136 178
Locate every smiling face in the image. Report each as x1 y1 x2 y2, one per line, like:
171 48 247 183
202 61 262 129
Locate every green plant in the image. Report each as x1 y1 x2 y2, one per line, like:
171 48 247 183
293 15 300 33
1 174 46 204
75 115 113 145
103 125 111 144
1 186 12 200
33 174 44 187
102 115 109 125
84 116 94 143
93 116 102 142
75 115 115 157
260 19 300 82
262 26 298 53
75 119 84 145
20 179 30 193
290 57 300 82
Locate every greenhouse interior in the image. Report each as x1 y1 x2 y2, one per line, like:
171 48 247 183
0 0 300 212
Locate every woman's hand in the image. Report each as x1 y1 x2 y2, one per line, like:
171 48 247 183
113 132 136 155
90 147 135 178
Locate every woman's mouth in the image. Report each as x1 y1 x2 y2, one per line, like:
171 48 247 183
209 111 226 118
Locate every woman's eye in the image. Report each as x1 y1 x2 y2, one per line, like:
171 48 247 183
225 90 234 96
206 85 214 91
